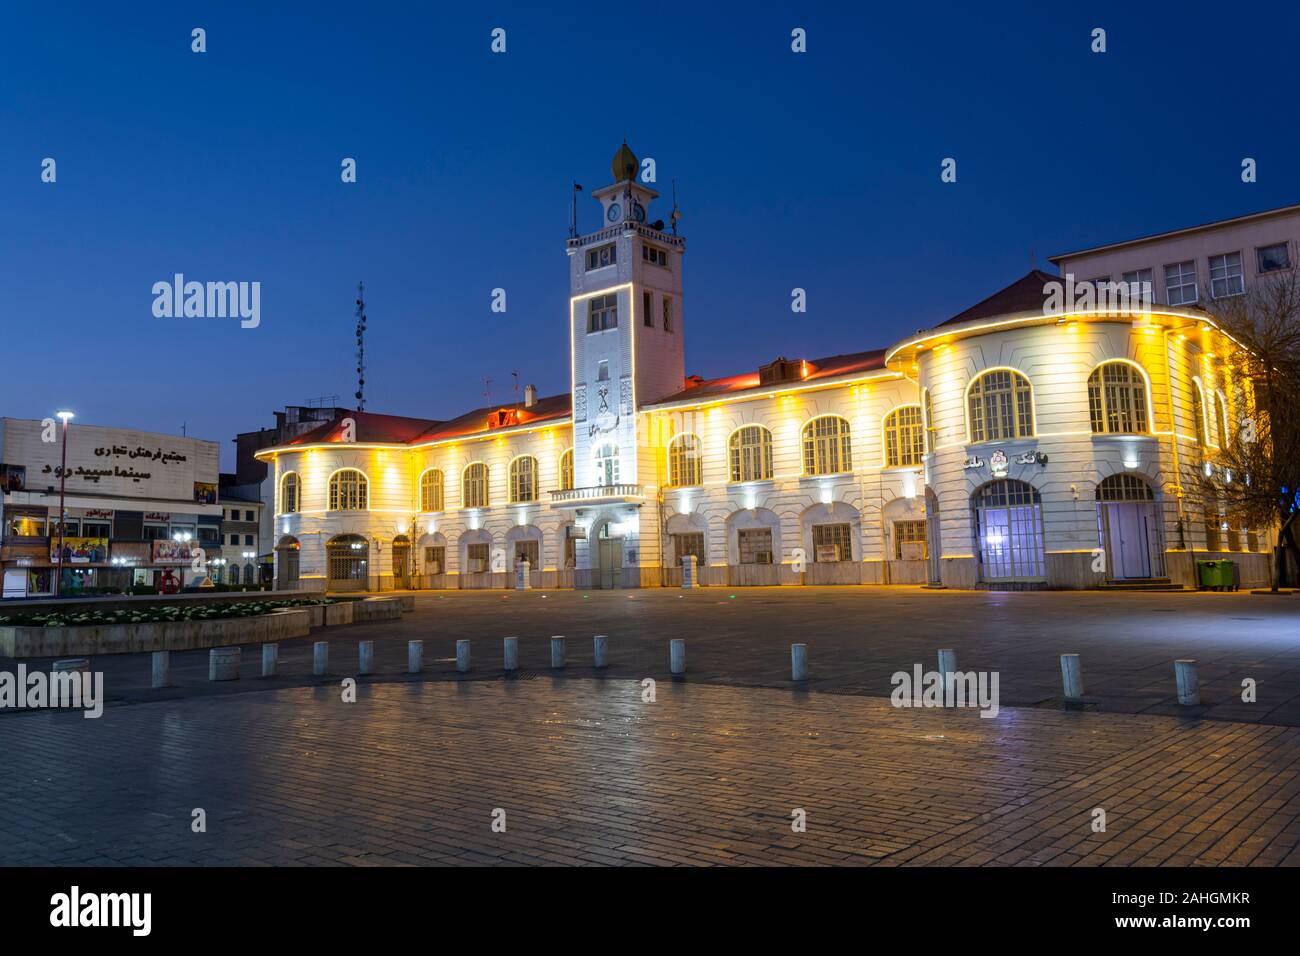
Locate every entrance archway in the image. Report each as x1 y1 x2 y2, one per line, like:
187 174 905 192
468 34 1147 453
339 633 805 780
275 535 300 590
972 480 1045 584
1096 474 1165 579
326 534 369 591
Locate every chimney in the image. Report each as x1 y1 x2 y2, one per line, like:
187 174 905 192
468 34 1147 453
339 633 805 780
524 384 537 408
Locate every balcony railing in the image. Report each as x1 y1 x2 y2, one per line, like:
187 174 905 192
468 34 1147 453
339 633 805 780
549 484 644 504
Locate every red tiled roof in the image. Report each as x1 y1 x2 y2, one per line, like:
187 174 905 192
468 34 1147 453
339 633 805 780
409 392 572 442
937 270 1062 327
283 410 445 446
650 349 888 406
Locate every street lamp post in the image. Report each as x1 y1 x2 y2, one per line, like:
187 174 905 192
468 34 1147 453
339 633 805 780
52 410 74 597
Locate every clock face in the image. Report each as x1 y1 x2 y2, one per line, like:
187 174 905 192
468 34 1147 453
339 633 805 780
631 201 645 222
607 202 622 222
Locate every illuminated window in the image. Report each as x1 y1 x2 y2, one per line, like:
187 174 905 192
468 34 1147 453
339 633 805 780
894 520 928 560
595 444 619 486
922 388 935 453
803 416 852 475
1087 362 1148 434
588 293 618 332
967 370 1034 442
328 469 368 511
558 449 574 491
811 523 852 562
667 433 703 487
737 528 773 564
1191 379 1208 447
729 425 773 482
883 405 924 467
280 472 300 514
462 463 489 509
1215 390 1231 447
509 456 538 503
419 469 444 512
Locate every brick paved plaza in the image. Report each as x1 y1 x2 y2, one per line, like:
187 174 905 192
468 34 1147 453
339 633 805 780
2 588 1299 866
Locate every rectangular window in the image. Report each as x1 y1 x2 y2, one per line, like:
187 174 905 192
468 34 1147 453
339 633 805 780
6 509 47 537
1209 252 1244 298
1256 242 1291 274
586 244 616 270
588 293 618 332
642 245 667 267
245 510 254 521
672 532 705 567
143 524 168 541
244 534 254 546
1121 268 1153 300
514 540 539 568
1164 261 1198 305
424 546 445 573
82 521 111 538
643 290 653 327
737 528 773 565
894 520 928 560
662 296 673 332
812 523 852 562
230 534 239 545
467 543 489 573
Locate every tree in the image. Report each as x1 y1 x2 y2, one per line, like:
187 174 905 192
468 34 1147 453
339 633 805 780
1195 249 1300 589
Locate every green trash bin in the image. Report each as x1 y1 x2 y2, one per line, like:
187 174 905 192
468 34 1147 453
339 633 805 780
1197 560 1235 590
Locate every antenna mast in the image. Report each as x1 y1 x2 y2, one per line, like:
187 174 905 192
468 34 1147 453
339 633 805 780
354 282 367 412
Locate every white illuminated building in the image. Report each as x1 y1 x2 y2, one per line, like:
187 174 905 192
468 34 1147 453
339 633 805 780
257 145 1278 592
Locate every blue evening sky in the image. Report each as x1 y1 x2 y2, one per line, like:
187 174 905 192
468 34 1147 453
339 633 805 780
2 1 1296 469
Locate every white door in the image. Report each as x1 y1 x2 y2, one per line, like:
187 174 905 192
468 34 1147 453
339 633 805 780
1107 503 1152 579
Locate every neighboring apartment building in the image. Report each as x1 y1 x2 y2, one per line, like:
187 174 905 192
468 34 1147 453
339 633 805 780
250 145 1278 593
1050 204 1299 306
216 476 266 586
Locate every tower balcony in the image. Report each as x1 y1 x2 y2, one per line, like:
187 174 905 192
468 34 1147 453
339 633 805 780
549 484 645 508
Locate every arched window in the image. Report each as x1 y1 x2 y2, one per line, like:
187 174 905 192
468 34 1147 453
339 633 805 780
802 416 852 475
279 472 300 514
594 444 619 486
667 433 703 487
729 425 773 482
558 449 574 491
462 462 489 508
328 469 368 511
509 456 538 503
244 563 256 585
1087 361 1149 434
968 369 1034 442
1215 390 1231 448
882 406 924 467
923 388 935 453
1191 379 1208 447
228 565 241 584
420 469 444 512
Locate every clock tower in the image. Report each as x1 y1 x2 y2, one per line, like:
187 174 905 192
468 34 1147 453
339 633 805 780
563 142 686 585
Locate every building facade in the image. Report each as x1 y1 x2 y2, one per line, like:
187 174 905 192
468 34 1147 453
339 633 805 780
1 418 221 597
256 147 1280 592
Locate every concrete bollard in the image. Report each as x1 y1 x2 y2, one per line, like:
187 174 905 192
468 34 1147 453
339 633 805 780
681 554 696 589
208 646 240 681
516 560 532 590
408 640 423 674
359 640 374 675
550 635 566 669
791 643 808 681
1060 653 1084 699
670 639 686 675
503 636 518 672
1175 659 1200 706
261 643 278 678
313 641 328 676
151 651 171 689
593 634 608 669
456 639 471 673
938 648 957 679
